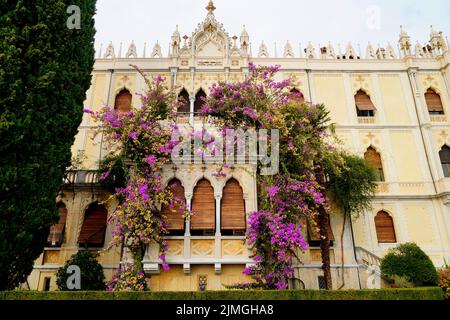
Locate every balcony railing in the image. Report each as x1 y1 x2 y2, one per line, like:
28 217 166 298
63 170 99 185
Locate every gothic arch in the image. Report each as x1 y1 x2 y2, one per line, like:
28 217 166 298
374 210 397 244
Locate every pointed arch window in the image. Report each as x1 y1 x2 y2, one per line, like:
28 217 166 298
375 211 396 243
194 89 206 113
78 203 107 248
355 90 376 117
162 179 186 234
425 88 444 115
178 88 191 114
364 146 385 181
290 88 305 104
191 179 215 235
47 202 68 247
114 89 132 114
439 145 450 177
221 178 246 235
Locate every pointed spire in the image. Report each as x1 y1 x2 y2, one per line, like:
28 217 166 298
206 0 216 15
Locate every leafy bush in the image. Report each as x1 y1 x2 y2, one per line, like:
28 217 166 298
390 275 414 288
56 251 105 291
381 243 438 286
0 287 444 300
437 266 450 299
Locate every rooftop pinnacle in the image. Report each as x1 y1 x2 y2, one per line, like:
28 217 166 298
206 0 216 14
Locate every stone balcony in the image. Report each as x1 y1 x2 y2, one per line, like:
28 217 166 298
142 236 252 275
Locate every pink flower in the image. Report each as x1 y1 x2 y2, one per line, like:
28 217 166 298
267 186 280 197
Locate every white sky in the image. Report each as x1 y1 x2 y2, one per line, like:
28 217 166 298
94 0 450 57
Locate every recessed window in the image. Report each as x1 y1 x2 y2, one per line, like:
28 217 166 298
178 88 191 114
375 211 397 244
364 146 385 182
425 88 444 115
355 90 376 117
191 179 215 235
47 202 67 247
162 179 186 235
78 203 107 248
194 89 206 113
114 89 132 113
439 145 450 178
221 179 246 235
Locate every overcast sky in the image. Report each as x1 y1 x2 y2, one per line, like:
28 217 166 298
94 0 450 57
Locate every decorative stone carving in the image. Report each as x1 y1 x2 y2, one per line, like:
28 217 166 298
126 41 138 58
305 42 316 59
283 41 294 58
104 42 115 59
151 41 162 58
366 42 376 59
258 41 269 58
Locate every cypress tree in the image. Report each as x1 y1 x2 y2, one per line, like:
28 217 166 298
0 0 96 289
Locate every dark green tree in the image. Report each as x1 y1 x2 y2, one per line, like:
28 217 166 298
326 153 377 289
381 242 439 286
56 250 105 291
0 0 96 290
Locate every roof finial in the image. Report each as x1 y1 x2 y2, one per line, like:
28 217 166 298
206 0 216 14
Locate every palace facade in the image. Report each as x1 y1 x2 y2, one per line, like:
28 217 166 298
28 1 450 291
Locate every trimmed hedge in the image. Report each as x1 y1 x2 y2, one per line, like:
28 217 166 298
0 287 444 300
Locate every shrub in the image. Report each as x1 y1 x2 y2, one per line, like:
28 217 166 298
437 266 450 299
390 275 414 288
381 243 438 286
0 287 444 300
56 251 105 291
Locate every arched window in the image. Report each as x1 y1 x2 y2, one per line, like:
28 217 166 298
78 203 107 248
194 89 206 113
178 88 191 114
364 146 385 181
439 145 450 178
425 88 444 115
162 179 186 234
355 90 376 117
290 88 305 104
221 178 246 235
191 179 215 235
114 89 132 114
47 202 68 247
375 211 396 243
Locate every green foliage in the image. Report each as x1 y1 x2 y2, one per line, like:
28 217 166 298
98 155 128 192
0 0 96 289
437 266 450 299
391 275 415 288
0 287 443 300
56 251 105 291
381 243 439 286
326 152 377 217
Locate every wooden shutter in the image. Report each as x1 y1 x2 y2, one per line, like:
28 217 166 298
425 89 444 113
221 179 246 230
194 89 206 113
308 214 335 241
191 179 215 230
364 147 382 169
178 89 191 113
162 179 185 231
78 204 107 247
290 88 305 104
114 89 132 113
355 90 376 111
440 146 450 163
47 205 67 247
375 211 396 243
